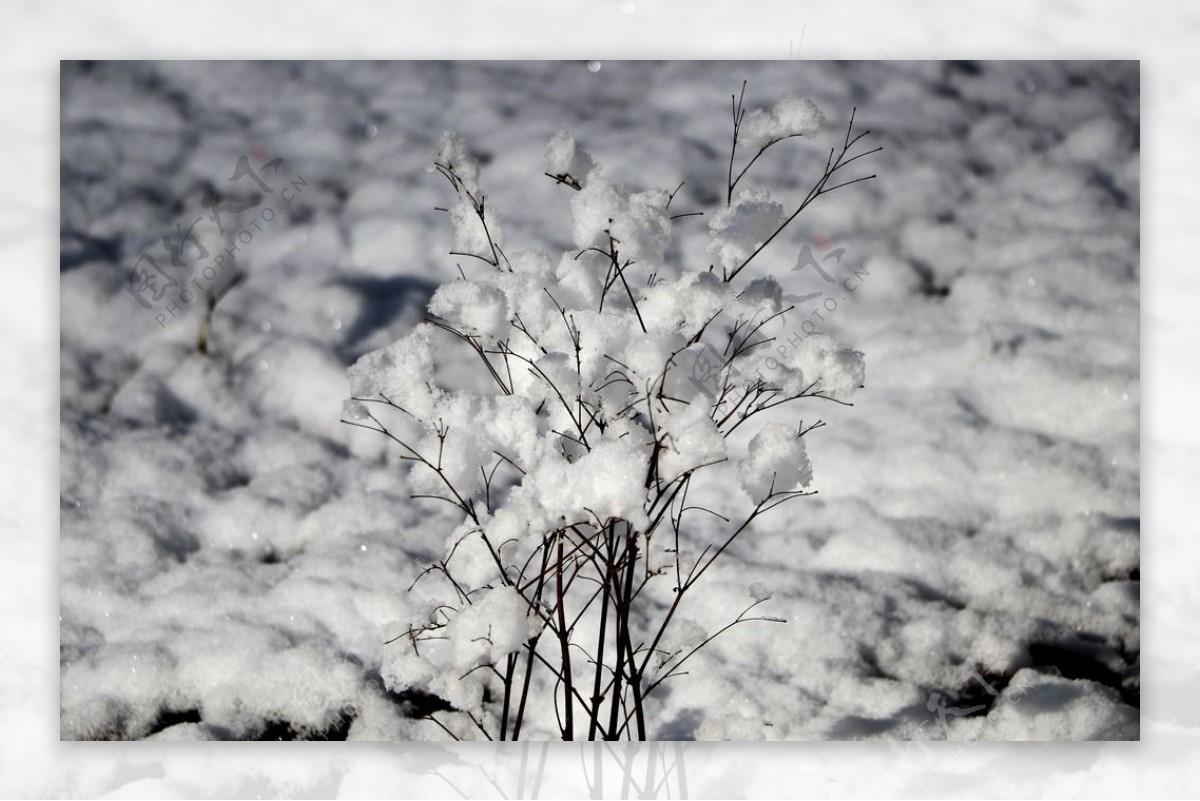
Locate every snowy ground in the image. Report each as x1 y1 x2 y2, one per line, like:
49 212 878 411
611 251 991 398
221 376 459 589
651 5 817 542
59 60 1139 741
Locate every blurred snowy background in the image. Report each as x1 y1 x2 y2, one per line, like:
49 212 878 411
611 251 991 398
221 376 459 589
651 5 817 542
58 60 1139 743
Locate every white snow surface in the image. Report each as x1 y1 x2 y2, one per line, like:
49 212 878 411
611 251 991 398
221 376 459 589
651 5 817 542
60 60 1138 741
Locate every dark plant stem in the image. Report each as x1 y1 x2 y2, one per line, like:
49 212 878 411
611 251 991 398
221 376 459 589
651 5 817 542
726 80 747 206
588 523 614 741
512 539 552 741
499 653 516 741
724 108 878 283
606 550 626 740
556 532 574 740
620 528 646 740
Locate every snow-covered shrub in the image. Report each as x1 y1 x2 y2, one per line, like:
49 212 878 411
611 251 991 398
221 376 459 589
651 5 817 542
345 83 878 740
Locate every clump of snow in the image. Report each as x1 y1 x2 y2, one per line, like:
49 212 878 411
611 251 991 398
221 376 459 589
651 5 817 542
545 130 597 185
436 131 480 194
381 585 538 720
346 325 441 418
709 189 785 272
740 95 824 150
428 279 509 338
457 586 538 660
342 398 370 421
738 424 813 504
792 333 866 398
658 402 726 481
569 178 672 265
446 524 503 588
524 438 651 530
448 198 504 262
961 668 1139 740
641 271 733 334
